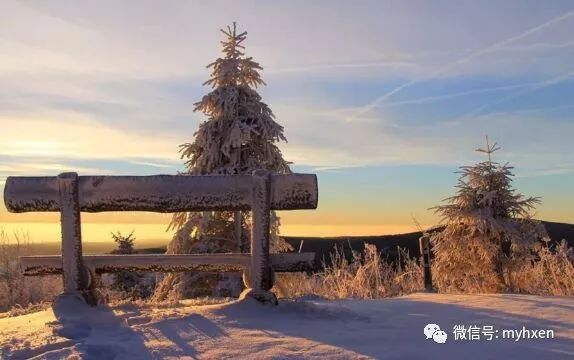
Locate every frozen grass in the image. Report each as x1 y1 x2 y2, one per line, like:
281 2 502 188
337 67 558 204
1 227 573 317
0 229 61 312
510 240 574 296
275 244 423 300
431 238 574 296
276 240 574 300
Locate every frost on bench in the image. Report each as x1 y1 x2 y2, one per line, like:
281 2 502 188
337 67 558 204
20 253 316 275
5 173 318 213
4 170 318 306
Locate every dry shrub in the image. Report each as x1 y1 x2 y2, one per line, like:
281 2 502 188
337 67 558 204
276 238 574 299
510 240 574 296
275 244 423 300
0 229 62 313
429 220 549 294
430 228 507 294
431 237 574 296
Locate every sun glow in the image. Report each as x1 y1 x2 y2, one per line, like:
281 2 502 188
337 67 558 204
0 221 423 246
279 224 424 237
3 140 69 157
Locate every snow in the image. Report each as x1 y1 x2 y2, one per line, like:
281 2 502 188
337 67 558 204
1 293 573 359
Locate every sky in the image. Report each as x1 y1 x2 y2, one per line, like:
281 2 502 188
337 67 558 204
1 0 573 243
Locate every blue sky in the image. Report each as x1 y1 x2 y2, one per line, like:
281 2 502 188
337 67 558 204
1 0 573 237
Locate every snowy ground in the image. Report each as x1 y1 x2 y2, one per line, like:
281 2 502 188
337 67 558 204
1 293 573 359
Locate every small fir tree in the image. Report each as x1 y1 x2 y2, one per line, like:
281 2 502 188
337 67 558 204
430 137 548 293
109 231 152 299
110 230 136 255
154 23 292 301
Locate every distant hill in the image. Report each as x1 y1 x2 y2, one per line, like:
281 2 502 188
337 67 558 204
16 221 574 268
15 242 169 256
283 220 574 268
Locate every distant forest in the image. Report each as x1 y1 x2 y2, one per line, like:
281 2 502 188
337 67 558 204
14 220 573 269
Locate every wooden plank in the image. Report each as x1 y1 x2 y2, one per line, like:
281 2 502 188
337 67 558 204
5 175 251 213
20 253 316 275
58 173 87 293
271 174 318 210
4 173 318 213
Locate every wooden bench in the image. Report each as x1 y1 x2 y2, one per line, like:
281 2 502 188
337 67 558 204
4 170 318 305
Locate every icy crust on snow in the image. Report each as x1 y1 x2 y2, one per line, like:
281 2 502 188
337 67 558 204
1 294 573 359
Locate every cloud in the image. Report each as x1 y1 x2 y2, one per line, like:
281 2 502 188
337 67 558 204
458 70 574 118
336 81 542 109
1 1 410 79
311 164 367 172
515 166 574 178
128 161 175 169
265 59 419 76
275 98 574 172
0 111 184 162
0 163 113 175
348 9 574 121
0 2 217 78
501 40 574 52
478 103 574 117
0 0 573 181
2 1 573 84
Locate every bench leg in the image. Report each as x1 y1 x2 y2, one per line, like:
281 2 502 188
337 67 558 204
241 170 277 304
57 172 100 306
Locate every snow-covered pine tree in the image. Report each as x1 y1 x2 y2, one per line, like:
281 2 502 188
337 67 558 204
109 231 153 300
153 23 292 301
430 137 548 293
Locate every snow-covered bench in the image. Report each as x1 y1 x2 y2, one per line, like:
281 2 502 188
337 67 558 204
4 170 318 305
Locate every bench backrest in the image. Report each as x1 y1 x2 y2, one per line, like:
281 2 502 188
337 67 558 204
5 173 317 212
3 170 318 304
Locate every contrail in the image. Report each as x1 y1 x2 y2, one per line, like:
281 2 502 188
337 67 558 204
503 40 574 52
460 70 574 119
349 9 574 121
322 81 540 119
472 103 574 119
380 81 541 107
266 60 415 74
